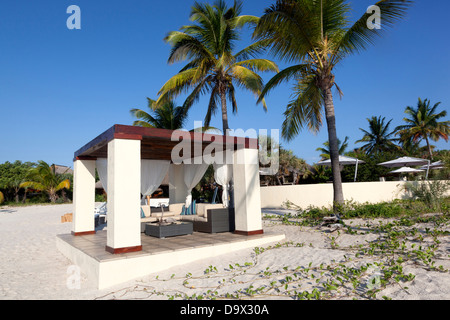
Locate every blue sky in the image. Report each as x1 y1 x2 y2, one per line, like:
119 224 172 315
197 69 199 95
0 0 448 167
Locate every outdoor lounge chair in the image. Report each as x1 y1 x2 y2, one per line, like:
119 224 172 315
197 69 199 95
181 207 235 233
94 202 107 227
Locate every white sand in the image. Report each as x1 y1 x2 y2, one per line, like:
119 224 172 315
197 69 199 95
0 204 449 300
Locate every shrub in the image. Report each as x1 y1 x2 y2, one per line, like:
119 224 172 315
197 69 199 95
404 180 450 212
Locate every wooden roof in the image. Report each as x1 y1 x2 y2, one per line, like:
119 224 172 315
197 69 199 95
74 124 258 162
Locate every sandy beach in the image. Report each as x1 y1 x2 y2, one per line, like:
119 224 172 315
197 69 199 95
0 203 449 300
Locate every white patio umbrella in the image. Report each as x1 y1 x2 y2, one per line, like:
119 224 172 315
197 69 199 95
388 166 424 181
420 160 444 170
378 156 430 179
317 155 365 182
389 166 424 173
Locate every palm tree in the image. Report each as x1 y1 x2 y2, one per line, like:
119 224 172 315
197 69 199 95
130 98 188 130
20 161 70 203
316 136 349 160
157 0 278 135
253 0 412 209
356 116 399 155
395 98 449 160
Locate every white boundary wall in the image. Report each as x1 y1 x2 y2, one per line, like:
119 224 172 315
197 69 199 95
260 181 447 209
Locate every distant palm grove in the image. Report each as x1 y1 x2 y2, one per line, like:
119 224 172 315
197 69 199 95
1 0 449 206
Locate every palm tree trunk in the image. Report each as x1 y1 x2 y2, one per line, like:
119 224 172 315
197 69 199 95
424 135 433 161
22 188 27 203
14 187 19 203
220 90 230 136
323 88 345 213
49 189 57 203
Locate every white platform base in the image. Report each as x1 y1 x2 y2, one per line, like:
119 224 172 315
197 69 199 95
56 231 285 290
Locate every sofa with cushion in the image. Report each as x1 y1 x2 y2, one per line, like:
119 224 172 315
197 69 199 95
180 202 234 233
140 202 234 234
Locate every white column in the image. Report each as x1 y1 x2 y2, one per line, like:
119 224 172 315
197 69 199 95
106 138 142 253
232 148 263 235
72 159 96 235
169 163 187 204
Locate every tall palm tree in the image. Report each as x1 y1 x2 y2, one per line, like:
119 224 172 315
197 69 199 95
356 116 399 155
130 98 188 130
316 136 349 160
20 161 70 203
395 98 449 160
253 0 412 209
157 0 278 135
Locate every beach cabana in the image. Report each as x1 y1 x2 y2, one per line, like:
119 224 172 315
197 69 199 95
71 124 264 254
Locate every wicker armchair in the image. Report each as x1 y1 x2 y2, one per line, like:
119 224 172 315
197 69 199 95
188 208 235 233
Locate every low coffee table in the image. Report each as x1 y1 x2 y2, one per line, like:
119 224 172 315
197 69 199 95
145 221 193 238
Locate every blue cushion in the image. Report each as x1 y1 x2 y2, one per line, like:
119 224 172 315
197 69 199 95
191 200 196 215
140 207 145 218
180 205 186 215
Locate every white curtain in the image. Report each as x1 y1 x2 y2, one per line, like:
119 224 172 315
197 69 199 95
96 158 108 193
184 163 209 207
213 163 233 207
96 158 170 200
141 160 170 198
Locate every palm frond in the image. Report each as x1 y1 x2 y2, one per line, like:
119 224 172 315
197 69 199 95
282 74 324 141
19 181 45 191
253 0 322 63
258 64 309 103
234 39 272 61
157 68 198 100
232 59 279 73
165 31 213 64
230 14 259 29
204 85 220 127
56 179 70 191
231 65 264 95
334 0 413 61
227 84 238 114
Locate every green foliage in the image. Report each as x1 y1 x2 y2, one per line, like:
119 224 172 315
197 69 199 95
95 193 107 202
0 161 36 203
20 160 71 203
130 97 189 130
281 198 450 227
404 179 450 212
